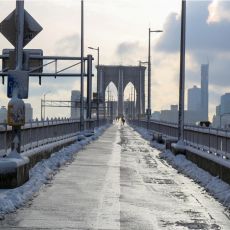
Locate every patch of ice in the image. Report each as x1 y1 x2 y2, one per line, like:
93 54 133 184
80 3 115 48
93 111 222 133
131 124 230 209
161 150 230 208
0 124 109 217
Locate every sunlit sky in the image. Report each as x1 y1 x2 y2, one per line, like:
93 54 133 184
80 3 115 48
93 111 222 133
0 0 230 120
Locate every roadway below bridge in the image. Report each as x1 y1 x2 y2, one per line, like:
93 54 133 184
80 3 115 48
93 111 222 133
0 124 230 229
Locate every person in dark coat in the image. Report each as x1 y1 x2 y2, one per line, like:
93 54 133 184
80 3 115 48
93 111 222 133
122 117 125 125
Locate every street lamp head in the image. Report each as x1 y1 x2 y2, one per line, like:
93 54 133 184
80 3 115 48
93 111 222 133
88 46 99 51
139 60 148 65
150 30 163 33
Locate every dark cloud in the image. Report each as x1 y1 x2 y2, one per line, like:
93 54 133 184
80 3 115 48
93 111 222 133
155 1 230 90
155 13 180 53
116 41 141 56
155 1 230 53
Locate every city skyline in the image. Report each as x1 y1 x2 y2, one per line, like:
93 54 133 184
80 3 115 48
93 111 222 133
0 0 230 120
1 1 230 226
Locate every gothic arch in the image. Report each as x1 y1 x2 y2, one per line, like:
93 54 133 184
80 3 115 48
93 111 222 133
97 65 146 117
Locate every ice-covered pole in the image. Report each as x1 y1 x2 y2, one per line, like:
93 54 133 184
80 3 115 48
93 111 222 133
8 0 25 153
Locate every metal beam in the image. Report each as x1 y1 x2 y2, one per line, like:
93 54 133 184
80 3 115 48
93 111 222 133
0 55 90 61
29 55 89 61
0 73 91 77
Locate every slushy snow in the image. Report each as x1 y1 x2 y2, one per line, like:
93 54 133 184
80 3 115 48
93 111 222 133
132 125 230 210
0 125 108 218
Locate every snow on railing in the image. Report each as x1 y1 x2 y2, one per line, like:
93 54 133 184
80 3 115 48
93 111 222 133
130 119 230 163
0 118 103 157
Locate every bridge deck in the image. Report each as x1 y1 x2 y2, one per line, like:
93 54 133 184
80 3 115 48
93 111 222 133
0 124 229 229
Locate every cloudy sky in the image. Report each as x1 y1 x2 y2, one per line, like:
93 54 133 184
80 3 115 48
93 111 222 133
0 0 230 120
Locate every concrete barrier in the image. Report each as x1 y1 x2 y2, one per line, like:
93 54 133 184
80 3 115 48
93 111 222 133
171 144 230 185
0 157 29 189
0 132 91 188
23 138 77 169
185 149 230 184
165 138 177 151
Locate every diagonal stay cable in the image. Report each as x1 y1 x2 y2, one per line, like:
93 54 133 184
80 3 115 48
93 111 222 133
29 60 56 73
56 61 82 74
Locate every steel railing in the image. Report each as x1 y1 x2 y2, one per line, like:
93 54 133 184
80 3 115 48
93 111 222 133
0 118 107 157
130 119 230 160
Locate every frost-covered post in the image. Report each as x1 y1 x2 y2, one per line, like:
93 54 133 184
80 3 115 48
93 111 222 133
7 0 26 154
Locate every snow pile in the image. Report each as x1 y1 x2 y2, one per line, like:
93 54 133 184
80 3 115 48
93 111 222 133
132 126 152 141
161 150 230 209
132 126 165 151
0 125 108 217
131 124 230 209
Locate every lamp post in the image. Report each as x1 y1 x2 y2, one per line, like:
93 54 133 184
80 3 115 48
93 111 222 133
178 0 186 142
88 46 100 126
139 60 148 121
147 29 163 128
80 0 84 131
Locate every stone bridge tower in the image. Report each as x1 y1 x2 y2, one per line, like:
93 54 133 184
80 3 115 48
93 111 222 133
97 65 146 117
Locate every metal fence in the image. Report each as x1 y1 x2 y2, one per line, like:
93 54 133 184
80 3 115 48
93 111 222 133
0 118 107 157
130 119 230 160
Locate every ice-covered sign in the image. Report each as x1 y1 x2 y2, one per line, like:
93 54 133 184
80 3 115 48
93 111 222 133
0 9 42 47
2 49 43 73
7 70 29 99
7 97 25 126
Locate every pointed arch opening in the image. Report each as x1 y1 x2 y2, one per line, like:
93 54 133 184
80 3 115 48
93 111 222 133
105 82 118 119
123 82 137 118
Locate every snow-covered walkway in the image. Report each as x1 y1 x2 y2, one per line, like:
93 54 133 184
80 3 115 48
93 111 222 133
0 124 230 229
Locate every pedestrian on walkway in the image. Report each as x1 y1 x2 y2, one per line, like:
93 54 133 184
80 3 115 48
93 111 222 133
122 117 125 126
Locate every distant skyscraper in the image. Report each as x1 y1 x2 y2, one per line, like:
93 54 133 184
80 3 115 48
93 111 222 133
187 85 201 111
71 90 86 119
0 106 7 123
158 105 178 123
220 93 230 115
212 94 230 129
25 103 33 122
171 105 178 112
71 90 81 119
201 64 209 120
216 105 221 116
